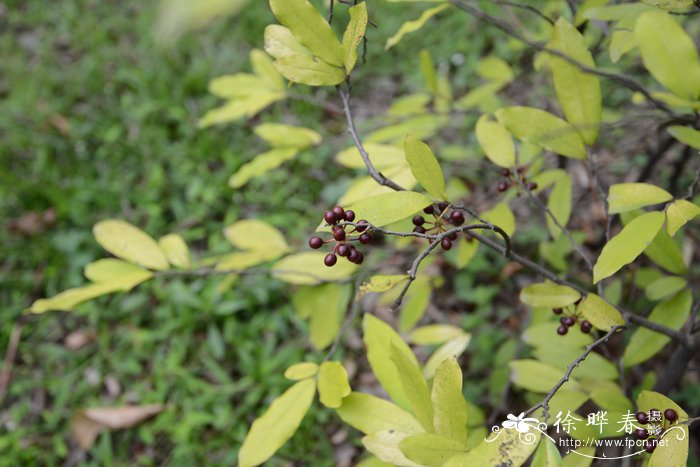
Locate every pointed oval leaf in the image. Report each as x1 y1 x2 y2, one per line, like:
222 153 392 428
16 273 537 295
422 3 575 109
284 362 318 380
390 343 434 433
520 281 581 308
409 325 466 345
495 106 587 159
667 125 700 149
158 234 190 269
318 361 351 408
509 359 577 393
84 259 153 286
644 276 687 301
342 1 368 71
238 378 316 467
665 199 700 236
547 174 572 239
432 357 468 444
481 202 516 237
273 54 345 86
475 115 516 168
229 148 299 188
576 293 625 331
254 123 321 149
399 433 467 467
93 220 169 271
269 0 344 67
593 211 665 283
636 391 689 467
424 335 471 379
347 191 433 227
362 430 420 467
335 392 424 435
336 144 406 169
531 438 562 467
224 219 289 252
607 183 672 214
263 24 313 59
250 49 284 91
445 425 540 467
385 4 449 50
27 282 137 314
404 135 447 200
272 252 358 285
357 275 408 300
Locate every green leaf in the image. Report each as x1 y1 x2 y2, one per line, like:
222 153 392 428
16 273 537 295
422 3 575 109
533 346 618 380
404 135 447 200
335 392 424 435
576 293 625 331
250 49 285 91
644 275 687 301
342 1 368 72
268 0 344 67
520 281 581 308
337 167 418 206
431 357 468 444
208 73 274 98
634 10 700 100
390 343 434 432
228 148 300 188
641 0 695 8
666 199 700 236
398 433 466 466
547 174 572 239
399 278 432 332
475 115 515 168
481 202 516 237
347 191 433 227
362 431 419 467
284 362 318 380
318 361 351 408
509 359 577 393
409 325 465 345
667 125 700 149
93 220 170 271
27 282 142 314
224 219 290 253
636 391 689 467
292 283 351 350
273 54 345 86
272 252 357 285
385 4 449 50
549 18 602 145
336 144 405 169
477 56 513 83
238 378 316 467
445 426 540 466
214 250 282 271
158 234 191 269
83 259 154 287
198 92 284 127
607 183 672 214
363 314 419 410
495 106 587 159
592 211 665 283
531 438 562 467
623 289 691 366
644 227 687 275
562 447 595 467
587 381 633 411
524 322 593 349
357 275 408 300
423 334 471 379
254 123 321 149
263 24 313 60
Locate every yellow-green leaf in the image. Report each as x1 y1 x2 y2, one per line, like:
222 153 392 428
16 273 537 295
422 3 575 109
398 277 432 332
318 361 351 408
284 362 318 380
93 220 169 271
533 346 618 380
398 433 467 466
214 250 282 270
342 1 368 72
549 18 602 145
576 293 625 331
547 174 572 239
477 56 513 84
520 281 581 308
293 283 351 350
250 49 284 91
495 106 587 159
593 211 665 283
238 378 316 467
409 325 465 345
263 24 313 59
357 275 408 300
475 115 515 168
445 425 540 466
481 202 516 237
431 357 468 444
385 4 449 50
272 252 358 285
224 219 289 252
335 392 424 435
404 135 447 200
228 148 299 188
524 322 593 349
208 73 272 98
667 125 700 149
390 343 434 432
665 199 700 236
158 234 190 269
607 183 672 214
423 334 471 379
273 54 345 86
27 282 139 314
336 144 406 169
634 10 700 100
623 289 691 366
84 259 154 287
362 430 420 467
254 123 321 149
636 391 689 467
641 0 695 8
198 92 284 127
587 381 632 411
531 438 562 467
347 191 433 227
645 275 687 301
509 359 576 393
268 0 344 67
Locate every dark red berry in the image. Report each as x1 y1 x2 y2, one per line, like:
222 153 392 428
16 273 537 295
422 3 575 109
423 205 435 214
337 244 350 257
413 226 426 234
344 210 356 222
501 168 511 177
441 238 452 251
557 325 568 335
412 215 425 226
553 308 563 315
437 202 449 212
561 316 575 327
353 251 364 264
527 182 538 191
308 236 324 249
450 211 465 226
636 412 648 425
332 206 345 218
324 253 337 267
664 409 677 422
497 180 509 192
359 233 373 244
324 210 337 224
355 220 368 232
580 320 592 333
348 249 362 263
644 439 657 453
448 232 458 240
333 228 346 241
634 429 648 440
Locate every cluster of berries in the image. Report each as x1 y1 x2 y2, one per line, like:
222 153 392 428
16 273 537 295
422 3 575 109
308 206 372 267
497 168 538 193
412 202 465 251
553 305 592 335
634 408 678 453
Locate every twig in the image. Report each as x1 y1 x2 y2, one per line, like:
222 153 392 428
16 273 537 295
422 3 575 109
587 150 612 241
156 266 342 284
0 321 24 405
684 167 700 199
627 314 689 345
328 0 335 23
492 0 554 25
524 325 624 421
